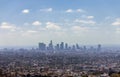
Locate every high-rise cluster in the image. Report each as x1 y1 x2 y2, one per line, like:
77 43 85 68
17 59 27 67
38 40 102 52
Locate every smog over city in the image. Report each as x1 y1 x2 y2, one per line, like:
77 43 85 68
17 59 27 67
0 0 120 77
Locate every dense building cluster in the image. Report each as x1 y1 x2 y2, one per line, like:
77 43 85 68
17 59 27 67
38 40 102 52
0 46 120 77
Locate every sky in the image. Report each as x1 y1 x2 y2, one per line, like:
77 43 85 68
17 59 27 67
1 0 120 47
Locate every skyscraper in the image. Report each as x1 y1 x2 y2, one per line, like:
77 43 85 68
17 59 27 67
65 43 68 50
55 44 60 51
38 43 46 51
48 40 54 51
72 45 75 50
97 44 101 51
60 42 64 50
76 44 80 49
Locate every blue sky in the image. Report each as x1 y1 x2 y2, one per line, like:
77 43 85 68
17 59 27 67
0 0 120 46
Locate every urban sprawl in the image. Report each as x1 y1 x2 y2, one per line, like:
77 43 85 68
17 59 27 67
0 41 120 77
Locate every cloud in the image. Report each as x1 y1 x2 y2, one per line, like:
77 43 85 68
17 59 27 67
71 26 88 31
87 16 94 19
21 30 38 36
75 19 96 25
32 21 42 26
66 9 73 13
66 9 86 13
0 22 16 31
46 22 61 30
76 9 85 13
22 9 29 14
47 8 53 12
112 18 120 26
27 30 38 33
40 8 53 12
81 15 94 19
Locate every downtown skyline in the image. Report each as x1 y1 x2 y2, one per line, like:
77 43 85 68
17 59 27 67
1 0 120 46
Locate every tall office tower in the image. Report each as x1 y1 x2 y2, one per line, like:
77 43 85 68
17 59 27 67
97 44 101 51
76 44 80 49
60 42 64 50
65 43 68 50
38 43 46 51
48 40 54 51
55 44 60 51
72 45 76 50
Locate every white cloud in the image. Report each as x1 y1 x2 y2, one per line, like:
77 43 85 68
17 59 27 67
75 19 96 25
32 21 42 26
112 18 120 26
66 9 86 13
22 9 29 14
66 9 73 13
27 30 38 33
40 8 53 12
46 22 61 30
47 8 53 12
76 9 85 13
21 30 38 36
0 22 16 30
71 26 88 31
81 15 94 19
87 16 94 19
